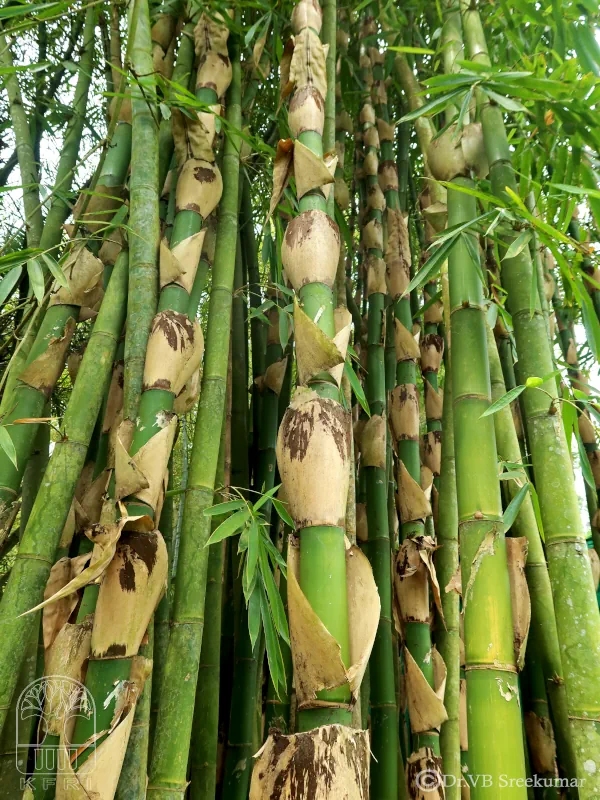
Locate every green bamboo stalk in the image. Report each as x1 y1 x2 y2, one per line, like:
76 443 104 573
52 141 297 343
359 31 398 799
0 618 41 798
221 234 257 800
122 0 160 424
0 419 48 795
521 652 560 800
462 5 600 792
275 0 353 739
242 174 265 476
38 6 96 253
19 417 49 536
0 31 43 246
552 281 600 538
434 362 461 800
115 625 154 800
447 178 527 796
486 323 578 785
189 535 225 800
147 32 242 796
0 116 131 548
0 251 129 737
189 418 226 800
150 457 175 749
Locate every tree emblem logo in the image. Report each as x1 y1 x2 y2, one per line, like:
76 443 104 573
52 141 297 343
16 676 96 779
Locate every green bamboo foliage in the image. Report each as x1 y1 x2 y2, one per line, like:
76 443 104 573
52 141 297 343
461 4 600 793
357 25 398 800
148 22 241 797
252 1 374 794
0 251 129 737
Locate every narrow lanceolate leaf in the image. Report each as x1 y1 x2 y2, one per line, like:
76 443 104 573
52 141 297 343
480 384 525 417
0 266 22 306
483 87 528 113
502 230 532 261
0 427 17 470
246 519 260 592
259 581 285 695
388 45 435 55
259 545 289 644
502 483 530 533
262 534 287 574
580 290 600 362
248 585 261 651
528 482 545 542
576 429 596 490
204 499 246 516
399 88 464 122
344 359 370 417
206 509 252 545
40 253 69 288
254 483 281 513
404 233 460 296
26 257 45 303
273 497 294 529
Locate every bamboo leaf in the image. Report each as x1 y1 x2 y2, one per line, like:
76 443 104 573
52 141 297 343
0 248 42 270
278 306 290 351
262 533 287 573
254 483 281 513
483 88 528 113
344 359 370 417
398 89 464 122
335 202 353 255
26 258 44 304
576 429 596 491
405 233 460 296
0 266 22 306
502 483 530 533
41 253 68 288
502 230 532 261
204 499 246 516
0 428 17 470
528 482 545 542
480 385 525 418
505 187 573 246
259 545 289 644
205 509 251 545
246 519 260 592
247 585 261 650
388 46 435 55
259 581 285 695
462 231 487 288
562 393 577 445
499 470 526 482
273 497 295 529
580 291 600 363
550 181 600 202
